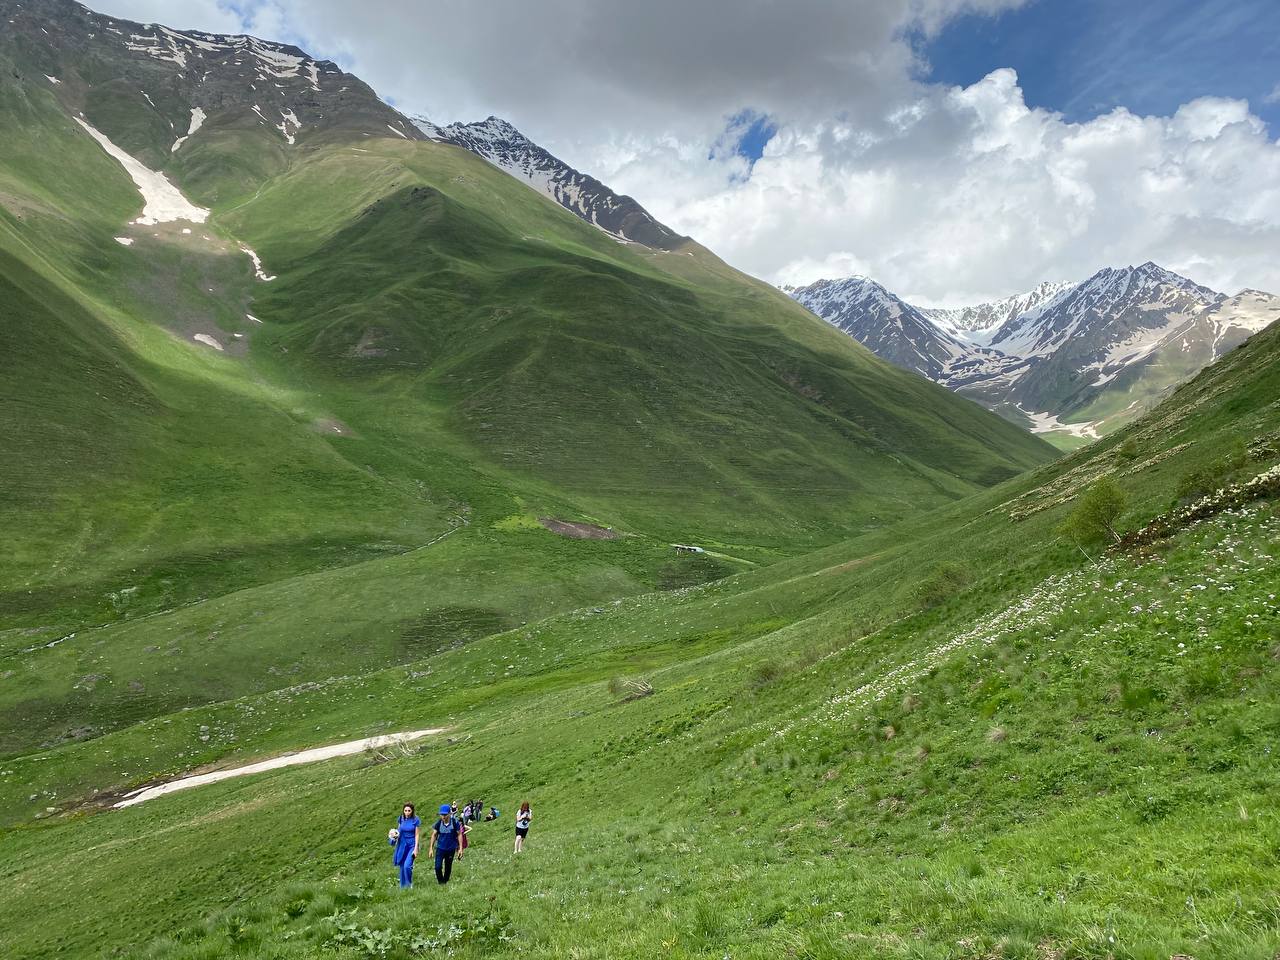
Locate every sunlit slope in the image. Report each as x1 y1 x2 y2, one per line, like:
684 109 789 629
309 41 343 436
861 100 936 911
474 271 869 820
10 307 1277 818
226 136 1055 536
4 53 1056 771
1 70 1052 613
0 78 450 614
2 308 1277 960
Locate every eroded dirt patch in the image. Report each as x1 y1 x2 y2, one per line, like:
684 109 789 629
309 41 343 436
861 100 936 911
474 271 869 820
311 417 357 438
538 517 619 540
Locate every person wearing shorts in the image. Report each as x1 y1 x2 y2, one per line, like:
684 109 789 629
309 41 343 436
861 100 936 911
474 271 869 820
514 801 532 853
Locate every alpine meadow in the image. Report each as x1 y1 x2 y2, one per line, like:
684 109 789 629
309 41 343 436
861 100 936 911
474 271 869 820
1 2 1278 959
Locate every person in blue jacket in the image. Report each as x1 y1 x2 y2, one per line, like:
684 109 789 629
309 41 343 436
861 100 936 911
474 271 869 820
390 802 420 888
429 803 463 884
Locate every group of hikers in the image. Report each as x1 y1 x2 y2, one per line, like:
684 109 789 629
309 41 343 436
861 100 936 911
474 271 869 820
390 799 533 887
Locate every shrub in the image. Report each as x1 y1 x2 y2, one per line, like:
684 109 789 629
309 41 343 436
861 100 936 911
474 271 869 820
750 661 784 689
1059 476 1128 560
1173 439 1248 505
912 562 971 610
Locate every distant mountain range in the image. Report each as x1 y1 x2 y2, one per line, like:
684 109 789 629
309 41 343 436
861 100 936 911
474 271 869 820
787 264 1279 444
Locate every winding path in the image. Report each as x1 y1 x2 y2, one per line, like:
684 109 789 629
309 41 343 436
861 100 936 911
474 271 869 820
114 728 444 808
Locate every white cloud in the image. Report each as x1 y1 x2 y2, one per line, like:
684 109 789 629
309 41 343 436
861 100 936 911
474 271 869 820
94 0 244 33
604 76 1280 302
91 0 1280 301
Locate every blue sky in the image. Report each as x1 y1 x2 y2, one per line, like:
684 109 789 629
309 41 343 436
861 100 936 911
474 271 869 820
719 110 779 165
921 0 1280 130
723 0 1279 166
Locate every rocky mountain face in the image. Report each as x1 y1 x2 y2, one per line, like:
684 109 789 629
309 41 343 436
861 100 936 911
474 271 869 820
416 116 685 250
789 262 1280 443
2 0 421 191
781 277 968 381
923 280 1075 344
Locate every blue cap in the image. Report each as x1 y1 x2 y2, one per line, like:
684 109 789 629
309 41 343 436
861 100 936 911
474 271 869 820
439 804 451 815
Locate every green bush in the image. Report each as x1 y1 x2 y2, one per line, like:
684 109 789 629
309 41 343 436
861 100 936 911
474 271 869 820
912 562 971 610
1173 439 1247 504
1059 476 1128 553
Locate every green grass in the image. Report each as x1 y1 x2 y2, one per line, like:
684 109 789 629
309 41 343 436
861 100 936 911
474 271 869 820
1 310 1277 959
3 23 1279 959
2 479 1276 958
1 54 1053 757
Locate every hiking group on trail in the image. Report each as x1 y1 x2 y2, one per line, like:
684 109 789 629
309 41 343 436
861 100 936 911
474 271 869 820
390 799 531 888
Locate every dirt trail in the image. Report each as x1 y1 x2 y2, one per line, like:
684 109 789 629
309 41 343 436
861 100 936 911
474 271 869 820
114 728 444 809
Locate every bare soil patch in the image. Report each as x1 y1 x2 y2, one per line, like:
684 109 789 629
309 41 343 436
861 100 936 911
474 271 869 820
538 517 618 540
311 417 357 438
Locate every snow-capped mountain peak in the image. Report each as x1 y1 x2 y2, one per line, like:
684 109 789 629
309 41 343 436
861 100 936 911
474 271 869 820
417 115 685 250
789 262 1277 442
923 280 1076 344
785 276 970 381
10 0 423 151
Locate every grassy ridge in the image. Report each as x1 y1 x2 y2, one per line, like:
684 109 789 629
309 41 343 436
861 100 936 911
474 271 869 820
2 319 1277 958
6 318 1278 809
4 20 1277 957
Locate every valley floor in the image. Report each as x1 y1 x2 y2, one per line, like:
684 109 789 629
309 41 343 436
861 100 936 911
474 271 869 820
1 495 1277 959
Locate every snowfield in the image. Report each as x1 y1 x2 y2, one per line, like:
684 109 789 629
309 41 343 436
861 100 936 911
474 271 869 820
192 334 223 351
75 117 210 225
239 244 277 281
170 106 206 152
114 728 445 808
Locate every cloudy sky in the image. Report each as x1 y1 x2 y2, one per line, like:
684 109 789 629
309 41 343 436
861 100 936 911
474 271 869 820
99 0 1280 305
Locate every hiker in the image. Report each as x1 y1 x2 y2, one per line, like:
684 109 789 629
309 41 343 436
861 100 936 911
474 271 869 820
457 816 471 860
462 802 473 823
484 806 500 822
429 803 463 884
391 802 420 888
514 801 532 853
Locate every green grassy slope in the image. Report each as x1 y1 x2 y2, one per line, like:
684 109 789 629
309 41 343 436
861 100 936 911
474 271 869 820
2 307 1277 960
9 7 1276 955
1 30 1054 763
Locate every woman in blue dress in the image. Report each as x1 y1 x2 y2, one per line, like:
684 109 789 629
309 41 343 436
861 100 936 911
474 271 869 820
391 803 420 888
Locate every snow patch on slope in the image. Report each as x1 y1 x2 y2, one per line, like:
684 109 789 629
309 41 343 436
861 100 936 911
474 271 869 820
277 109 301 144
170 106 206 152
239 245 276 281
1017 405 1099 439
74 117 209 225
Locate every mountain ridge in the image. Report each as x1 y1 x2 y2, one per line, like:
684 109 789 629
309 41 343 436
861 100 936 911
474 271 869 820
417 115 686 250
788 261 1279 444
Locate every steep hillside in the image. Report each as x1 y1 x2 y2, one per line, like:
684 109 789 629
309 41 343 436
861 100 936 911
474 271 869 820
0 0 1056 763
417 116 684 250
3 266 1278 960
